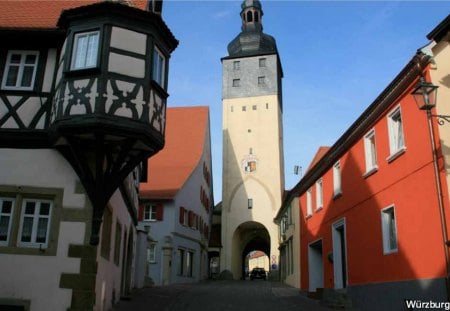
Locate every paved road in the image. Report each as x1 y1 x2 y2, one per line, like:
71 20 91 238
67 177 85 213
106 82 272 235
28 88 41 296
113 280 332 311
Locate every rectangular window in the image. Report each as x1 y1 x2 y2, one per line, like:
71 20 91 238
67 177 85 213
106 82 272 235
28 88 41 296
233 60 240 70
100 207 112 260
187 251 194 277
242 106 246 112
259 58 266 67
71 31 99 70
153 46 165 86
177 248 185 275
232 79 240 87
144 204 163 221
144 205 157 221
258 76 265 86
248 198 253 209
306 188 312 217
18 199 52 248
114 221 122 265
2 50 39 90
0 198 15 245
381 206 398 254
387 106 405 157
364 129 378 173
316 179 323 210
147 243 156 263
252 105 257 110
333 161 342 197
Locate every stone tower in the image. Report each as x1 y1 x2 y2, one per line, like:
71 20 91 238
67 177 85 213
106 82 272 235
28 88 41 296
221 0 284 279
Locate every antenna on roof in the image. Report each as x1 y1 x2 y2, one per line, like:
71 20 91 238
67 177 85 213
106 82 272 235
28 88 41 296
294 165 302 177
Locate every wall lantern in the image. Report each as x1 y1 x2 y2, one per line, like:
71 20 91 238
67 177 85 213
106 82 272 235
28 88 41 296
411 77 438 110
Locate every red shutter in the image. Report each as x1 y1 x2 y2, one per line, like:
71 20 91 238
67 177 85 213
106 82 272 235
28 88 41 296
179 206 184 224
156 204 163 221
138 203 144 221
195 214 199 230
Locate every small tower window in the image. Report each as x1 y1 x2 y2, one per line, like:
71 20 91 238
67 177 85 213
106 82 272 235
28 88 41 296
233 61 240 70
254 12 259 22
252 105 257 110
248 199 253 209
242 106 246 112
258 76 266 86
232 79 240 87
247 11 253 22
259 58 266 67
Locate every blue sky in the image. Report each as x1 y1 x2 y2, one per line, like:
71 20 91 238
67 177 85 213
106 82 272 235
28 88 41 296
161 1 450 202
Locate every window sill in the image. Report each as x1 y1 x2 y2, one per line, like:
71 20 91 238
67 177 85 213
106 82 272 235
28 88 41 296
363 166 378 178
315 207 323 213
305 214 312 219
386 147 406 163
383 248 398 255
143 219 156 222
333 191 342 200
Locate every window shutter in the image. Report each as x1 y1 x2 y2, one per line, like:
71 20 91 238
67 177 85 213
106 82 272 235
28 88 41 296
188 211 193 227
179 207 184 224
156 204 163 221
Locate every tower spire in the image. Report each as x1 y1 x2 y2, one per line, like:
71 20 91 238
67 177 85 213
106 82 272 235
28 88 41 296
240 0 263 32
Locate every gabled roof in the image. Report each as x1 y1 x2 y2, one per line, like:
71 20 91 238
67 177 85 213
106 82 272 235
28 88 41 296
305 146 331 174
427 14 450 42
0 0 147 29
140 106 209 200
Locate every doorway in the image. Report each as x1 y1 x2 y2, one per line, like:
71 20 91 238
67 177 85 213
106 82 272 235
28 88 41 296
308 239 324 292
332 219 347 289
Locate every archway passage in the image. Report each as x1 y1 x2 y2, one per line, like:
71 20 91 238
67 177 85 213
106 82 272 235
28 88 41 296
232 221 270 280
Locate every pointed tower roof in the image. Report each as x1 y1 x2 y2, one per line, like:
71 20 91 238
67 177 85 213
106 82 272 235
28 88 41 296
226 0 278 58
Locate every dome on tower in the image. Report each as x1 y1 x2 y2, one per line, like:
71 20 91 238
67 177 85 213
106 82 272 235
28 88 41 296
227 0 278 57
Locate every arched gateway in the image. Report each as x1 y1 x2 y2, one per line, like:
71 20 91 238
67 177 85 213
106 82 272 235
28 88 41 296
220 0 284 280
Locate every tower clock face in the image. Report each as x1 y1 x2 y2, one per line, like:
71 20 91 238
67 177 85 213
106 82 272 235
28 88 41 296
242 154 258 173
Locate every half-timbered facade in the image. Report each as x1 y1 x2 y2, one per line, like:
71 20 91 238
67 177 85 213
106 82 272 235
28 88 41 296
0 1 177 310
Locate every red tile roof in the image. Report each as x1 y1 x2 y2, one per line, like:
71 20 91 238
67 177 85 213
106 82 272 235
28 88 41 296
140 106 209 199
305 146 330 174
0 0 147 29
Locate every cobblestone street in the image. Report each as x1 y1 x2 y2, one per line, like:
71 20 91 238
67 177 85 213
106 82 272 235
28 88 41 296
113 280 332 311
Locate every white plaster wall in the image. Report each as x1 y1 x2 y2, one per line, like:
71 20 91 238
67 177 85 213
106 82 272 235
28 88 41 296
142 109 213 285
0 148 86 310
110 26 146 55
95 189 136 311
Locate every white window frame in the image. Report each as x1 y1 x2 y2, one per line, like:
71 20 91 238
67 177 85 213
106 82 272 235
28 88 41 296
381 205 398 254
0 197 15 245
364 129 378 175
306 188 312 217
2 50 39 91
316 179 323 210
144 204 157 221
387 105 406 159
18 199 52 248
153 46 165 86
71 30 100 70
333 161 342 197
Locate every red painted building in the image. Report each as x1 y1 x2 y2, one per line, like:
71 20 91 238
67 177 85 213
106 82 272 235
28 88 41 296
284 50 450 309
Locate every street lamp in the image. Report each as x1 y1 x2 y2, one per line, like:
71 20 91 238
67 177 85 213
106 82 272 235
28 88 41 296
412 77 438 110
412 77 450 124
